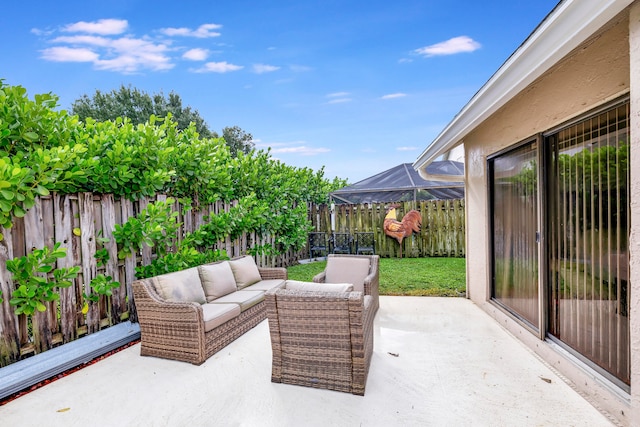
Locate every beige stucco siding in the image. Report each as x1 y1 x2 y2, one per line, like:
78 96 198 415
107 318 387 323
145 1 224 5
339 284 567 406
464 11 630 305
462 9 634 424
629 2 640 423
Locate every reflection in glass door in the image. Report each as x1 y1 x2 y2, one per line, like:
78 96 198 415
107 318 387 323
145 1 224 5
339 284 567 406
490 141 539 329
547 103 630 388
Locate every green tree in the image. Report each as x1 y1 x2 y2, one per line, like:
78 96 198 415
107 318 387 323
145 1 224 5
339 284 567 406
222 125 255 157
70 84 214 138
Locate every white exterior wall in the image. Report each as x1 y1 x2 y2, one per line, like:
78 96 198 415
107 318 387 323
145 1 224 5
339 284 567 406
463 8 635 425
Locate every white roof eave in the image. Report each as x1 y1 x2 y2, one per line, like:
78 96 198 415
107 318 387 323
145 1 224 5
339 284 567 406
413 0 633 179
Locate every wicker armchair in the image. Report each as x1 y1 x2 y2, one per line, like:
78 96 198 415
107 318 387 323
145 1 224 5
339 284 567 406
265 281 375 395
312 254 380 314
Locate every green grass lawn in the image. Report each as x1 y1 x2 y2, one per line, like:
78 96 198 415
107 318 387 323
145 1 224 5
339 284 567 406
286 257 466 297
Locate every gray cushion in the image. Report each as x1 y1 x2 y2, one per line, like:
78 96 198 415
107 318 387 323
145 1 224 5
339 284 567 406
201 303 241 332
209 290 264 311
154 267 206 304
285 280 354 292
240 279 286 292
324 257 370 292
229 256 262 289
198 262 237 301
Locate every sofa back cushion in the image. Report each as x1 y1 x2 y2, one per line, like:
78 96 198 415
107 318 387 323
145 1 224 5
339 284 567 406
154 267 206 304
325 257 370 293
285 280 354 293
198 262 238 302
229 256 262 289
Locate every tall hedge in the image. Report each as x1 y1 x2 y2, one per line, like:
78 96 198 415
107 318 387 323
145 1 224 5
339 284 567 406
0 80 347 250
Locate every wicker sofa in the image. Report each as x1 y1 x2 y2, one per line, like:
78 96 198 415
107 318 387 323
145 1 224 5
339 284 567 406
132 256 287 365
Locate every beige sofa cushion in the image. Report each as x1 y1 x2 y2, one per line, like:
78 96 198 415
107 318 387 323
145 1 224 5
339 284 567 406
324 257 370 292
229 256 262 289
201 303 241 332
154 267 206 304
209 290 264 311
198 262 237 301
285 280 354 293
240 279 286 292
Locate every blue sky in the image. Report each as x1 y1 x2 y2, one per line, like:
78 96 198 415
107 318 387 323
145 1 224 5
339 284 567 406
2 0 558 183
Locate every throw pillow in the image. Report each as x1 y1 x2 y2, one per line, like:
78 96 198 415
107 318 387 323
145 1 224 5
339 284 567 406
228 256 262 289
154 267 206 304
285 280 354 293
198 262 238 301
324 257 370 293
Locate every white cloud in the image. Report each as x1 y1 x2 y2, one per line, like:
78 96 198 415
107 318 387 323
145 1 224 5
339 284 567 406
327 92 350 98
62 19 128 35
183 48 209 61
327 98 352 104
397 146 419 151
40 46 99 62
414 36 481 57
192 61 243 73
161 23 222 38
271 145 331 156
41 33 173 73
262 141 330 156
51 35 112 47
289 64 312 72
253 63 280 74
381 93 407 100
37 19 233 74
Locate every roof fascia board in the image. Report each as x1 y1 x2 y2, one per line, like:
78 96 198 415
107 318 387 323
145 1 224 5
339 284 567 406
413 0 633 174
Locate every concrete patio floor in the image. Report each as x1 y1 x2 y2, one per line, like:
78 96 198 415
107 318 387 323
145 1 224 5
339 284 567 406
0 297 616 426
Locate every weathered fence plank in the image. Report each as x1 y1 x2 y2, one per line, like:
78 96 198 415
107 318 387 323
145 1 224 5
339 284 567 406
101 195 123 325
121 199 137 323
0 229 19 365
23 199 51 354
79 193 98 334
54 194 77 344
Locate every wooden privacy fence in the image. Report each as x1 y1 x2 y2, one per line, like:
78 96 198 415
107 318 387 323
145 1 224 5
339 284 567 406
308 199 465 258
0 192 302 366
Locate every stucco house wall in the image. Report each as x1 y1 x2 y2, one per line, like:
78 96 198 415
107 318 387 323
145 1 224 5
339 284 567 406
444 5 637 426
464 8 635 425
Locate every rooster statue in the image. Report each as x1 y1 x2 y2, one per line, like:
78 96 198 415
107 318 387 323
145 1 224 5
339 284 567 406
384 204 422 257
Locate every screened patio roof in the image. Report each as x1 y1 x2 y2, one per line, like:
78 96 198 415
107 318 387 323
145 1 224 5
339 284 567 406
330 161 464 204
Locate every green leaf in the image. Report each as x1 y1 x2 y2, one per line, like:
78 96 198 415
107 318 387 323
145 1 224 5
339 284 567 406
34 185 50 196
0 189 14 200
12 205 26 218
0 200 11 212
23 132 39 142
73 228 81 236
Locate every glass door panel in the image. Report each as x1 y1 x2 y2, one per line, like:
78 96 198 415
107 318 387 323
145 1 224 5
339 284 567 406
490 141 539 328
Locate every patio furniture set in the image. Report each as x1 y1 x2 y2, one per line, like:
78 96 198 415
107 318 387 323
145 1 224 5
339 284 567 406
132 254 380 395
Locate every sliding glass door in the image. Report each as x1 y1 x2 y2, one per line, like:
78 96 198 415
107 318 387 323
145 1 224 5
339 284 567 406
489 100 630 388
489 140 539 329
547 103 630 388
